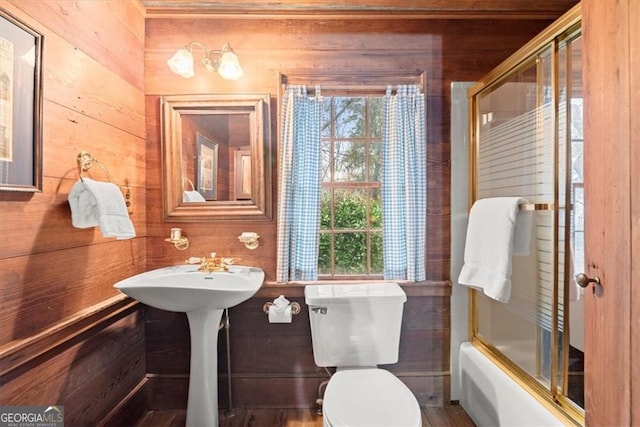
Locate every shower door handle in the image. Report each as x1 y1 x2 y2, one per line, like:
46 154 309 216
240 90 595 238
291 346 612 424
575 273 601 288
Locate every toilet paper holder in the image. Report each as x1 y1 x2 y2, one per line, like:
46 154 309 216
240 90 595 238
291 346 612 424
262 301 301 315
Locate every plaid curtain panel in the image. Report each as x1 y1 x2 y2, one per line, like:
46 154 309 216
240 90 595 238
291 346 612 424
381 84 427 281
276 85 323 282
277 84 426 282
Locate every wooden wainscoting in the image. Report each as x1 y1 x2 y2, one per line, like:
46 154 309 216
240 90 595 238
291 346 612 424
143 284 451 411
0 298 146 426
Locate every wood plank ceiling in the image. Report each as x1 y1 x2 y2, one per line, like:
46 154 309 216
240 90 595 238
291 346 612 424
141 0 580 19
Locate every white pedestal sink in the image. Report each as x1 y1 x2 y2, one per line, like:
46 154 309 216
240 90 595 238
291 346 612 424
114 264 264 427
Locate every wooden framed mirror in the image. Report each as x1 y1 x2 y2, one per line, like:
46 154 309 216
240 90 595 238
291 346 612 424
160 93 272 221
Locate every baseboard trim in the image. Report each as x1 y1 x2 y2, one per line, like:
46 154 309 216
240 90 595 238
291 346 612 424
100 377 149 427
144 371 449 409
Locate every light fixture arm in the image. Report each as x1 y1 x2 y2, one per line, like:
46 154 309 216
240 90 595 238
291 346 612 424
186 41 219 72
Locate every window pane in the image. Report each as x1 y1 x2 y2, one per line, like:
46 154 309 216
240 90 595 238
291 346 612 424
369 141 382 182
320 189 332 230
334 97 365 138
318 232 332 274
335 141 365 182
334 188 368 230
369 97 383 138
321 140 331 182
334 232 366 274
370 189 382 228
371 231 383 274
322 97 332 138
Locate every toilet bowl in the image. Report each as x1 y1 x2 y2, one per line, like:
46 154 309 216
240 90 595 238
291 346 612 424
305 284 422 427
322 368 422 427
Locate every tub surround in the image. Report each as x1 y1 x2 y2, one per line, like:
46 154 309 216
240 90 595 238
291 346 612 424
459 342 563 426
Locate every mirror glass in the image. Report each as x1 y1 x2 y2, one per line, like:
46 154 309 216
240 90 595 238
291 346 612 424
161 94 272 221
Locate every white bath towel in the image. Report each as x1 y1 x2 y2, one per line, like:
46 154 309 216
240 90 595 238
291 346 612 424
68 178 136 240
568 242 581 302
458 197 532 303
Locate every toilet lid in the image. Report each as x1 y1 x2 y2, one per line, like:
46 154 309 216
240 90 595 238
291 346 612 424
323 369 421 427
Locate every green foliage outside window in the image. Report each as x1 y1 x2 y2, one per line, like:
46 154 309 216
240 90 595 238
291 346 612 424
319 191 383 275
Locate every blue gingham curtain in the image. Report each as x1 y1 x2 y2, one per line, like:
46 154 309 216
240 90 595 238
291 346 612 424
276 85 323 282
382 84 427 281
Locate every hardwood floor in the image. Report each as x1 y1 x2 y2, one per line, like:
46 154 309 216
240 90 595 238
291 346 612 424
135 405 475 427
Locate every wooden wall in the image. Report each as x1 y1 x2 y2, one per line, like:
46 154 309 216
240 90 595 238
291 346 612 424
0 3 570 422
144 16 555 410
0 1 148 425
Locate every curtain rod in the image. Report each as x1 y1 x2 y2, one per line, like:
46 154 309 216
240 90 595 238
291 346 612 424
283 84 424 95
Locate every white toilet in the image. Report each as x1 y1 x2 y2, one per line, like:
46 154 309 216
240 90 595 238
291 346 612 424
305 283 422 427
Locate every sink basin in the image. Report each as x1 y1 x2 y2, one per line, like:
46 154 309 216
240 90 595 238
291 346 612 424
114 264 264 427
114 264 264 312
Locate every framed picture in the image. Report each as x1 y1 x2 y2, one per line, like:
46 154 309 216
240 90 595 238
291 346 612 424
234 147 252 200
0 11 43 192
196 132 218 201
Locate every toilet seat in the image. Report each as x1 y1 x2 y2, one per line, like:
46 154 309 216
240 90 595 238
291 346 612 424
323 368 422 427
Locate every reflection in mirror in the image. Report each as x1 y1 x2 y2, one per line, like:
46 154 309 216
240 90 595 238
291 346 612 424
194 132 218 201
161 94 272 221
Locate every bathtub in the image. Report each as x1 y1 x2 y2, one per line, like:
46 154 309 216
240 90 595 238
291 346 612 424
459 342 563 427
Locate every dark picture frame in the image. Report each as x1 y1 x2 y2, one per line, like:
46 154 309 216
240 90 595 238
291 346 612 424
195 132 218 201
0 10 43 192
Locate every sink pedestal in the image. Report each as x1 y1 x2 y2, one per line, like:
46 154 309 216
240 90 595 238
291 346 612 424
112 265 265 427
186 308 224 427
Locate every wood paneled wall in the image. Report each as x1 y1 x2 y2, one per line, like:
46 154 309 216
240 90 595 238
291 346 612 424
0 0 573 423
144 16 556 277
0 1 147 424
144 286 452 409
144 16 554 410
582 0 640 424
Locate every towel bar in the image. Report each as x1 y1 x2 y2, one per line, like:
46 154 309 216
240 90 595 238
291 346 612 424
519 202 554 211
77 151 111 182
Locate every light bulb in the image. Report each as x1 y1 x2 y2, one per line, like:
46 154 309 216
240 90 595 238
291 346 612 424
217 51 244 80
167 48 195 78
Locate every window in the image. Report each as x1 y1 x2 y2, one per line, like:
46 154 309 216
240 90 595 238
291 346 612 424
318 96 384 278
277 82 426 283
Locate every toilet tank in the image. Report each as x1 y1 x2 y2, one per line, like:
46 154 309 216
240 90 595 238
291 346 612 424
304 283 406 367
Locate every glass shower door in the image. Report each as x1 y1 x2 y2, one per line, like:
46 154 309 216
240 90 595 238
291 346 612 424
469 15 584 423
559 29 585 414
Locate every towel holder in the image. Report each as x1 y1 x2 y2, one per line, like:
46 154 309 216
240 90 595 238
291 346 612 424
519 202 554 211
77 151 111 182
182 177 196 191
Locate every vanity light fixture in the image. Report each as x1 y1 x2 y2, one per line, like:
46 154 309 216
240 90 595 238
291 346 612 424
167 42 244 80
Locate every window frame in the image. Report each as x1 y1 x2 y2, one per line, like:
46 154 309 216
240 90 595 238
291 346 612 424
319 94 384 280
277 73 426 283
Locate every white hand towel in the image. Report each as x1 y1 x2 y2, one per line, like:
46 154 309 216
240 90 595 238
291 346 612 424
182 190 206 202
458 197 532 303
68 178 136 240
